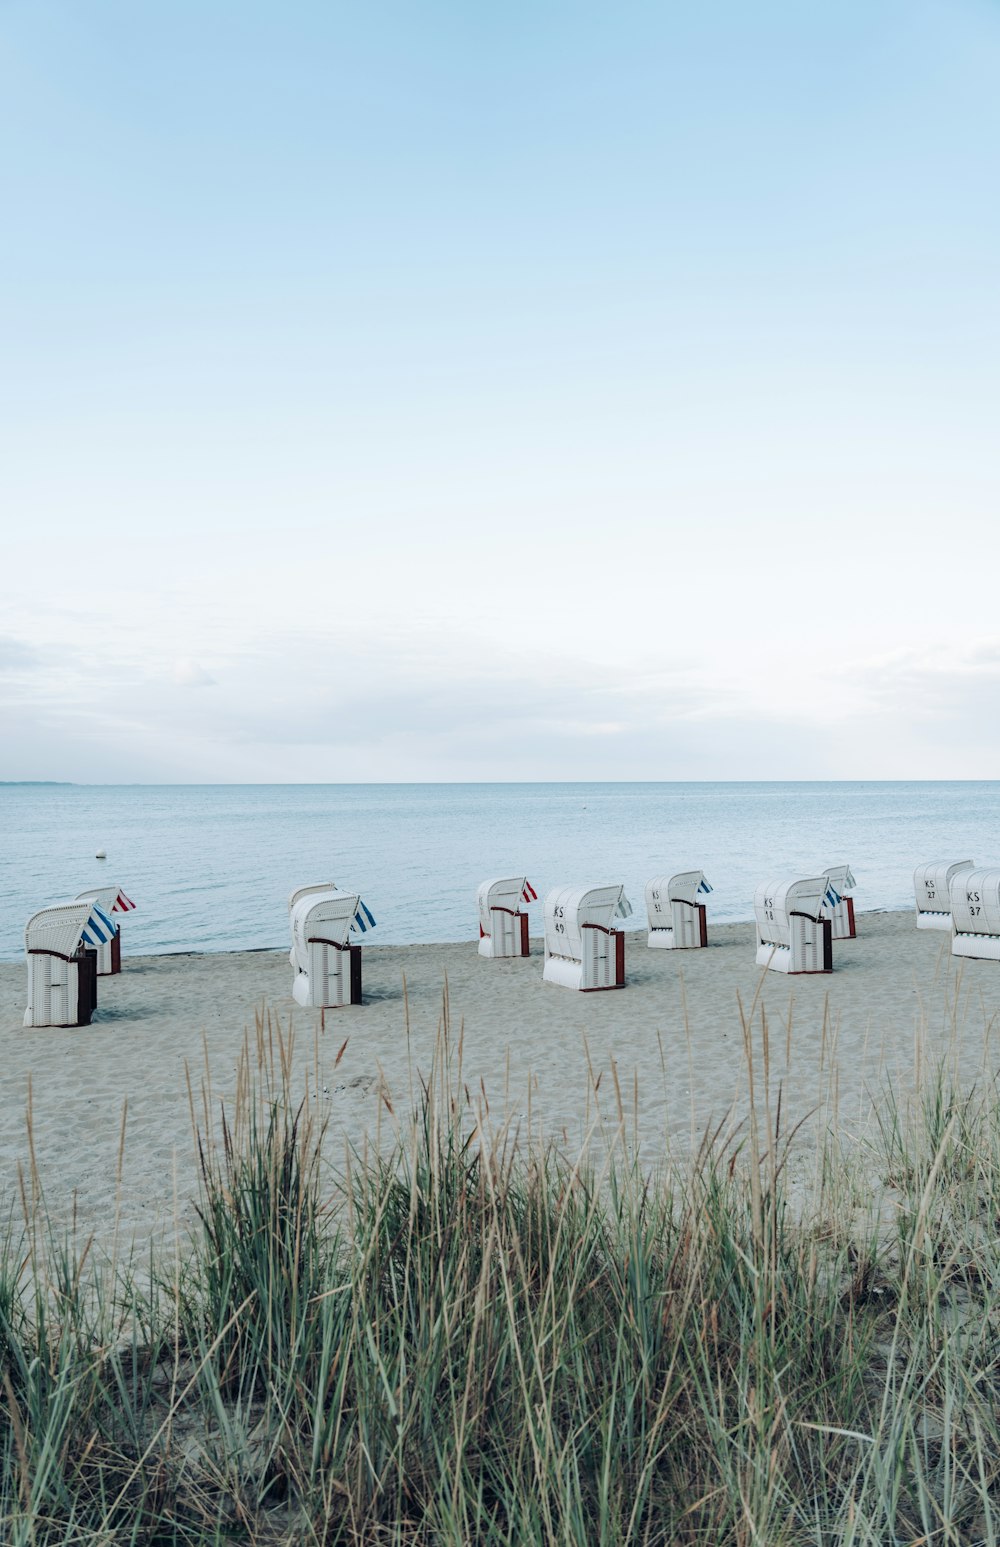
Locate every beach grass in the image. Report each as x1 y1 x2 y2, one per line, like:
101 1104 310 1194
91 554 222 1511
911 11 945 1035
4 998 1000 1543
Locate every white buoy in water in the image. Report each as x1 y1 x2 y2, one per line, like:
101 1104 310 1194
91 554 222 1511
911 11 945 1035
95 849 107 859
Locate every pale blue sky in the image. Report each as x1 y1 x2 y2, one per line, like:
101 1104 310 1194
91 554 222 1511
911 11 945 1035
2 0 999 779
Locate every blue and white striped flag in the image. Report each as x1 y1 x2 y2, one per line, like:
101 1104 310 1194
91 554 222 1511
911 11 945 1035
352 900 376 934
81 903 118 946
698 878 713 894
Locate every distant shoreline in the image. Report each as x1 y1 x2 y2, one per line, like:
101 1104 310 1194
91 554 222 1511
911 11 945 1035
4 778 1000 787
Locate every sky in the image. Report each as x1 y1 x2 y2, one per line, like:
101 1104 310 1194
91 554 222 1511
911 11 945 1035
1 0 999 782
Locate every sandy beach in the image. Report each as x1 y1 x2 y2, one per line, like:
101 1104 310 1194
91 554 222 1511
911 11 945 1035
3 909 999 1257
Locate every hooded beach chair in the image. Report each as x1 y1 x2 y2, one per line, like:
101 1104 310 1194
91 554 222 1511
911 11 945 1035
477 876 537 958
821 865 857 941
542 884 633 991
754 877 837 974
645 871 712 949
914 860 974 930
288 884 375 1007
24 899 118 1026
950 868 1000 961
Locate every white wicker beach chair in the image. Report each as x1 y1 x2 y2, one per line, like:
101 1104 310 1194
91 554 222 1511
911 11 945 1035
645 871 712 949
754 877 836 974
542 884 632 991
24 899 118 1026
477 877 537 958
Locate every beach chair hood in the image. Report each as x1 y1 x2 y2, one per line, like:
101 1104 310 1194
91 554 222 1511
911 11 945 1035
288 882 337 913
543 884 631 958
476 876 537 935
25 900 117 960
914 860 974 928
950 867 1000 939
661 871 713 907
754 877 833 947
289 888 374 974
75 884 133 920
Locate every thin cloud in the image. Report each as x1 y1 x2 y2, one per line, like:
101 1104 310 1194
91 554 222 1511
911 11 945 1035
171 658 216 688
0 636 42 672
852 642 1000 712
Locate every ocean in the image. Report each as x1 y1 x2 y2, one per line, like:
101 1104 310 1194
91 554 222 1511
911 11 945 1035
1 781 995 961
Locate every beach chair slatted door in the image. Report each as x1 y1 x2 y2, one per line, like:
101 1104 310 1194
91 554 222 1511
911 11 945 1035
582 925 611 989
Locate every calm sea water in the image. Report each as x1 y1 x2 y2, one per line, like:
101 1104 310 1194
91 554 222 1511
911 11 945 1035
1 782 995 961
